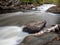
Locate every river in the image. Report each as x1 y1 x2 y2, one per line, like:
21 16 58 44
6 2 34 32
0 11 60 45
0 11 60 26
0 4 60 45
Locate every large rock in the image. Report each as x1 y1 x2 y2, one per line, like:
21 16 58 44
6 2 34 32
47 6 60 14
19 24 60 45
19 32 59 45
0 0 20 9
23 20 46 34
32 24 60 36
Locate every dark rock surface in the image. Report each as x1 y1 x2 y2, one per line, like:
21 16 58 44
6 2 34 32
54 24 60 34
47 41 60 45
47 6 60 14
23 20 46 34
19 24 60 45
19 32 59 45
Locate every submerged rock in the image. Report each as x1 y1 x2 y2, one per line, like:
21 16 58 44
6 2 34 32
23 20 46 34
19 32 59 45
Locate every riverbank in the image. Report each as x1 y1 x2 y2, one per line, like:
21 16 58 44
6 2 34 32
0 4 56 14
0 4 35 14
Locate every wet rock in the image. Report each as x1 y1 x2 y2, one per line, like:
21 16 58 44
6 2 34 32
19 32 59 45
54 24 60 34
33 24 60 36
47 6 60 14
23 20 46 34
19 24 60 45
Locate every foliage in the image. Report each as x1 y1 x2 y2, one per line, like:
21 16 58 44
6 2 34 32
57 0 60 6
47 0 54 4
20 0 60 6
36 0 43 5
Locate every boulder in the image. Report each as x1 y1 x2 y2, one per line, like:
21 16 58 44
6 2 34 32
31 24 60 36
23 20 46 34
19 32 59 45
19 24 60 45
47 6 60 14
54 24 60 34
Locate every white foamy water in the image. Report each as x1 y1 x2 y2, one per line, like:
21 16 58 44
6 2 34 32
32 4 56 11
0 26 29 45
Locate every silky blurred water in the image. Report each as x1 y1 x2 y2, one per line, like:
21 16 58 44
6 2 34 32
0 26 29 45
0 11 60 26
0 4 60 45
0 11 60 45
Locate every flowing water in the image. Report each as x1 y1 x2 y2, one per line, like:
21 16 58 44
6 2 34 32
0 11 60 45
0 4 60 45
0 11 60 26
32 4 56 11
0 26 29 45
